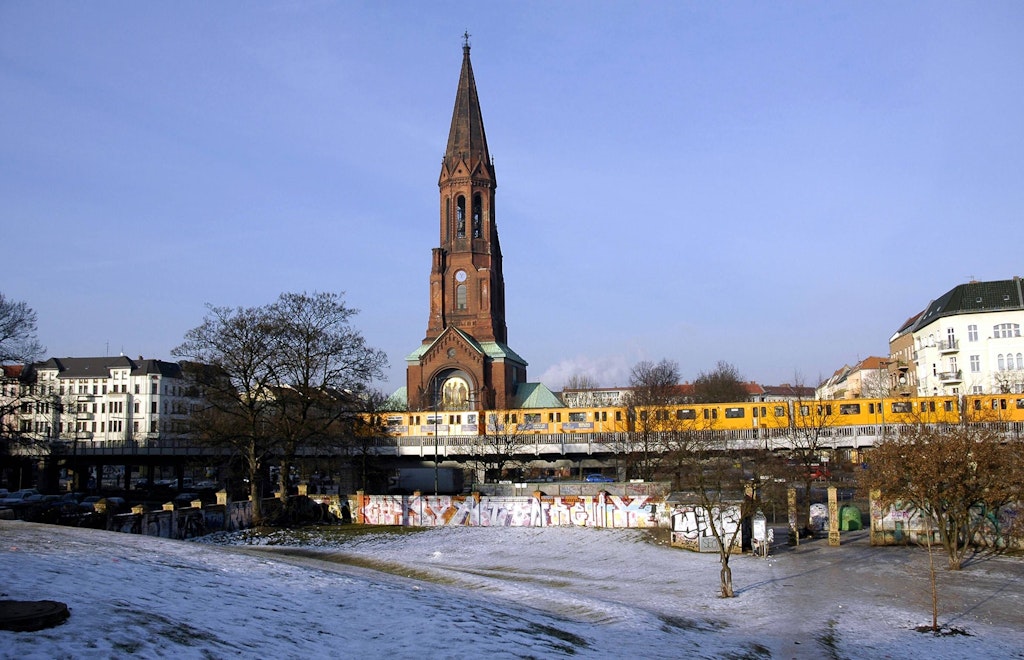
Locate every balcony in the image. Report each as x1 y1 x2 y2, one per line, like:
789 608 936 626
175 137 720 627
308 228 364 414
938 370 963 384
76 412 95 420
938 340 959 354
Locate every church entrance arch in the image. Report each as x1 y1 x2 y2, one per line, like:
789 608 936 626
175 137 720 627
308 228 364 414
431 369 477 411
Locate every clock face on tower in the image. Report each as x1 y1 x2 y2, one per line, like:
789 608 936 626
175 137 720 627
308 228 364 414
455 270 467 282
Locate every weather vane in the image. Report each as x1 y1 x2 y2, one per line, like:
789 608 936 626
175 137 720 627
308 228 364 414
462 30 471 48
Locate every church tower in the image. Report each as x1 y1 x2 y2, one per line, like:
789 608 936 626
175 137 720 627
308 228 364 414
406 37 527 412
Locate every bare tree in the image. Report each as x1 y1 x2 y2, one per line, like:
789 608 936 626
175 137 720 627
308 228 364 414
174 304 279 523
349 390 392 493
859 423 1024 571
563 373 599 390
264 292 387 502
622 359 682 481
691 361 748 404
775 374 839 535
174 293 386 520
0 295 45 452
0 293 44 365
667 417 763 598
478 410 531 482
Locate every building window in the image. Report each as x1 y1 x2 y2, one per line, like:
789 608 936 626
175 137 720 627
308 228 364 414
456 284 467 310
1017 353 1024 370
994 323 1021 338
998 354 1006 370
472 193 482 238
456 195 466 238
970 355 980 373
968 325 978 342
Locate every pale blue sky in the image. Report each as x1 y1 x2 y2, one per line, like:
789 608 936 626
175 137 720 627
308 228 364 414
3 2 1022 392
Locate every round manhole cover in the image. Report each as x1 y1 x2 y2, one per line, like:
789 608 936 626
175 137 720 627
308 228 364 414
0 600 70 631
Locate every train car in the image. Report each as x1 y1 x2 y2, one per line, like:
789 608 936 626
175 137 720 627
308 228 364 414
483 407 628 435
963 394 1024 423
628 402 790 432
790 396 960 428
382 410 481 437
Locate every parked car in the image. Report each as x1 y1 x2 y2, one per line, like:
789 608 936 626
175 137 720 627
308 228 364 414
585 473 615 483
1 489 40 505
79 496 126 512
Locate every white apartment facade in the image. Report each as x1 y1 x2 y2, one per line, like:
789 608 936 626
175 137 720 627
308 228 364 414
9 356 197 443
910 278 1024 397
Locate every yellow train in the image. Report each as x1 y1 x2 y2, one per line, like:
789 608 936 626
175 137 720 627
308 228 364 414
372 394 1024 438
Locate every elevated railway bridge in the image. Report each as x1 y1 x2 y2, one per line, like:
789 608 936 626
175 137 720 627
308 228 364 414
12 422 1021 493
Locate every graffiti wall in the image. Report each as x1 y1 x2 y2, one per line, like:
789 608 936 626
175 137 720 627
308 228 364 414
356 493 660 528
669 505 743 553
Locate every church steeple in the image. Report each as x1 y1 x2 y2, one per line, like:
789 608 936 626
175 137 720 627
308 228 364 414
406 37 528 412
428 36 504 344
444 33 491 171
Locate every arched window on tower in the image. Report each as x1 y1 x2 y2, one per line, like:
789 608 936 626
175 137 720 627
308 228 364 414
472 194 482 238
456 196 466 238
445 198 451 240
456 284 467 310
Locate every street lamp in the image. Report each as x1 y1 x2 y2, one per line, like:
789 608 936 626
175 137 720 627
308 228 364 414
433 379 440 497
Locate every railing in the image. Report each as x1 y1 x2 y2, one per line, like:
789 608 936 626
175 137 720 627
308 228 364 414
42 422 1024 459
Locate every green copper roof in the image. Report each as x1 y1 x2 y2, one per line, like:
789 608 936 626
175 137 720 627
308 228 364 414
514 382 564 408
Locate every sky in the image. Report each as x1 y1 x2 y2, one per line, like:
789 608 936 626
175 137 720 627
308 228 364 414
4 520 1024 658
3 2 1023 393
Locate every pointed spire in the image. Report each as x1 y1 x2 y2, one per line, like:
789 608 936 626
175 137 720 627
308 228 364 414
445 34 490 168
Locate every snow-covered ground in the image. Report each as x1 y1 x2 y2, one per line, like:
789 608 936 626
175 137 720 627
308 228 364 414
2 520 1022 659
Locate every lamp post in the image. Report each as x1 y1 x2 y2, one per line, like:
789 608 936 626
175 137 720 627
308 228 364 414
433 380 440 497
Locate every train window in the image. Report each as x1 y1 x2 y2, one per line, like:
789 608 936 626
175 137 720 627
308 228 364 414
725 407 745 418
615 411 622 421
597 411 607 422
569 412 586 422
995 399 1007 410
467 414 477 424
1016 399 1024 409
973 400 981 411
676 409 696 420
524 413 541 424
891 402 912 413
703 409 718 420
868 403 875 414
426 414 442 425
548 412 562 422
386 416 404 427
774 406 787 417
656 410 668 421
639 410 648 421
944 401 954 411
929 401 935 412
839 404 861 415
800 405 810 416
449 415 460 424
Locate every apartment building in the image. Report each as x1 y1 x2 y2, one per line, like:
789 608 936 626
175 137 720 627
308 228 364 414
903 278 1024 396
7 355 195 443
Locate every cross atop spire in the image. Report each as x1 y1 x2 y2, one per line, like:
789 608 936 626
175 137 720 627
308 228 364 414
462 30 471 50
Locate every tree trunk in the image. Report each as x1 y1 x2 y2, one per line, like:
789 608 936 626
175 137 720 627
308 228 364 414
720 556 734 598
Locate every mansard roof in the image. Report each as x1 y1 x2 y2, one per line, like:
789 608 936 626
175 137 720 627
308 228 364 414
914 276 1024 330
34 356 182 379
